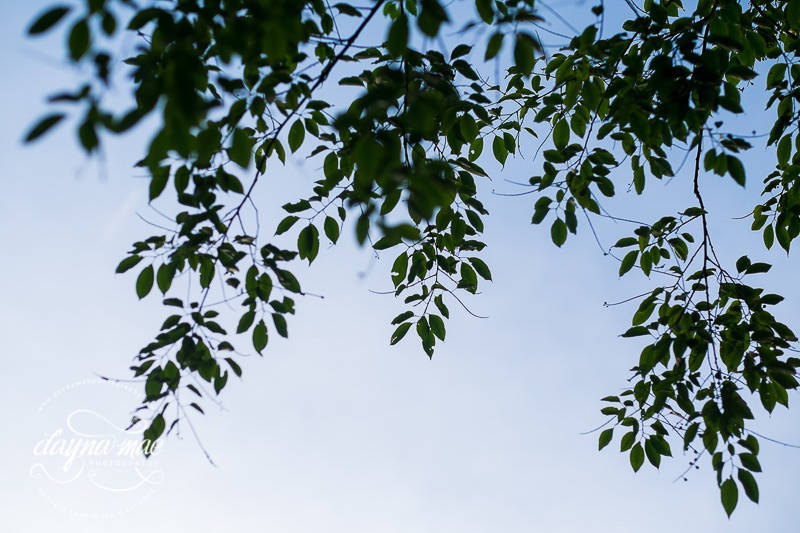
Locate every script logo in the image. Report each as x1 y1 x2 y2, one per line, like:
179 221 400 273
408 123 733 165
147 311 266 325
30 379 165 519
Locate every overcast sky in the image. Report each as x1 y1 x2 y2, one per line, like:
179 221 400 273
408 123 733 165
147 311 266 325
2 1 800 532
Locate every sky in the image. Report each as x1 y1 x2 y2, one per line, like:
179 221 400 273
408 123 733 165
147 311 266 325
2 1 800 532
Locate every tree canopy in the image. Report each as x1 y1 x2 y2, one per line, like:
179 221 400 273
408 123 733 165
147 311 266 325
25 0 800 516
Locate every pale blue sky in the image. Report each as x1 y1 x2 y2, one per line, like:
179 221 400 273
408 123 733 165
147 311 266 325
2 1 800 531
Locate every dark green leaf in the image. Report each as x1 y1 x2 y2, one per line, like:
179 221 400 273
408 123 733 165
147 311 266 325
324 216 340 244
451 44 472 60
237 311 256 334
25 114 65 142
630 442 645 472
644 438 661 468
28 6 71 35
297 224 320 264
737 469 759 503
492 135 508 166
429 314 446 341
288 120 305 153
390 322 412 345
225 357 243 378
485 32 504 60
117 255 143 274
272 313 288 338
467 257 492 280
386 14 409 57
553 119 569 151
619 250 638 276
136 265 155 299
551 218 567 247
739 453 761 472
156 263 176 294
513 34 537 75
392 311 414 325
149 167 169 201
777 135 792 167
598 428 613 450
229 128 256 168
727 155 745 186
276 216 300 235
253 319 268 354
68 19 90 61
721 478 738 517
620 430 636 452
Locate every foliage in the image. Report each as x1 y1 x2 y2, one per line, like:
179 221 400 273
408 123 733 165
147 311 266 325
25 0 800 515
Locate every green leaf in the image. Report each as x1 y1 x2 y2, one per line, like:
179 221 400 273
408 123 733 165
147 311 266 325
553 119 569 151
619 250 638 276
459 262 478 293
272 313 288 338
630 442 645 472
297 224 320 264
620 430 636 452
492 135 508 166
777 135 792 167
78 119 98 152
644 438 661 468
276 216 300 235
199 257 215 288
252 319 268 354
116 255 143 274
598 428 613 450
391 252 408 287
324 216 340 244
146 414 166 440
789 0 800 31
429 314 446 341
225 357 243 378
392 311 414 325
459 114 479 142
737 469 759 503
551 218 567 247
386 14 409 57
28 6 71 35
763 225 775 250
467 257 492 280
726 65 757 81
721 477 738 517
451 44 472 60
485 32 504 60
727 155 745 186
739 453 761 472
149 167 169 201
136 265 155 299
633 164 645 194
514 34 537 75
613 237 638 248
237 311 256 334
68 19 90 61
277 269 301 293
213 370 228 394
745 262 771 275
156 263 176 294
282 200 311 214
288 120 305 153
25 114 65 142
434 294 449 319
229 128 256 168
767 63 787 89
390 322 412 345
475 0 493 23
